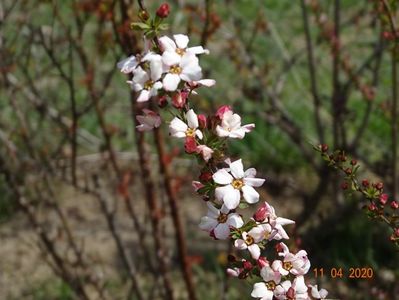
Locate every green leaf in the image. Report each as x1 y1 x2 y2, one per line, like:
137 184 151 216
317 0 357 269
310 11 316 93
130 22 151 30
239 202 249 209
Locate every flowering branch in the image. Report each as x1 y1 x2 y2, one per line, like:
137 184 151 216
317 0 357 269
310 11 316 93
117 3 330 299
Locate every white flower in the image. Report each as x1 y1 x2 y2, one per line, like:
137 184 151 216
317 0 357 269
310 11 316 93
169 109 203 139
129 53 163 102
213 159 265 209
275 244 311 276
216 110 255 139
136 109 161 131
162 52 202 91
196 145 214 162
309 285 328 299
199 203 243 240
159 34 209 65
251 263 282 300
117 55 138 74
234 226 264 259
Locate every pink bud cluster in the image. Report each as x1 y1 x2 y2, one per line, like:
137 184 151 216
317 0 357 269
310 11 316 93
118 4 329 299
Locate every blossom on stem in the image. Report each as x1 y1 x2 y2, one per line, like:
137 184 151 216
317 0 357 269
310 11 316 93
129 53 163 102
159 34 209 61
251 262 282 300
213 159 265 209
162 52 202 91
216 110 255 139
196 145 213 162
234 226 264 259
136 109 161 131
169 109 203 139
199 203 243 239
275 243 311 276
274 276 308 300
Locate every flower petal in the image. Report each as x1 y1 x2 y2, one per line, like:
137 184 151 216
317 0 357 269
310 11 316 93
234 239 247 250
213 169 233 185
223 188 241 209
173 34 189 49
214 223 230 240
162 51 181 66
163 73 181 91
137 90 150 102
248 244 261 259
227 213 244 228
186 109 198 129
242 185 260 204
187 46 209 55
243 177 265 187
159 36 176 52
229 159 244 179
133 66 149 85
199 216 218 231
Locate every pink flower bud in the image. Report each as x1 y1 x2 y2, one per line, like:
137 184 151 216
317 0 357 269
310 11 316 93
196 145 214 162
198 114 207 129
257 257 269 269
199 171 213 182
379 193 388 205
158 95 168 108
368 203 377 211
390 201 398 209
375 182 384 190
362 179 369 187
216 105 232 119
184 137 197 153
253 202 270 222
226 268 240 277
341 182 349 190
172 91 188 109
156 3 170 18
243 260 253 270
192 181 204 192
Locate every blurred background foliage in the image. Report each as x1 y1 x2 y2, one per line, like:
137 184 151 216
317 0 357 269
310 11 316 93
1 0 398 299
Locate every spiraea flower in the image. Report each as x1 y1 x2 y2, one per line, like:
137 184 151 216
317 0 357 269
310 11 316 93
234 226 264 259
196 145 214 162
216 109 255 139
129 53 163 102
136 109 161 131
199 203 244 239
251 262 282 300
169 109 203 139
162 51 202 91
213 159 265 209
274 276 308 300
275 243 311 276
159 34 209 61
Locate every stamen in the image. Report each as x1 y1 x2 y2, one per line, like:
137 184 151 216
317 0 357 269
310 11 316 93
232 179 244 190
170 65 182 74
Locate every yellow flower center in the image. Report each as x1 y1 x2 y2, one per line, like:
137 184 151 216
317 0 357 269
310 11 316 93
264 231 271 240
170 65 182 74
283 261 293 271
217 213 228 224
265 281 276 291
245 235 254 246
232 179 244 190
144 80 154 90
185 128 196 137
176 48 185 56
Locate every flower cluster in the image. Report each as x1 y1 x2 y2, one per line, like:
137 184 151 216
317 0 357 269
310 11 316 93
118 3 329 299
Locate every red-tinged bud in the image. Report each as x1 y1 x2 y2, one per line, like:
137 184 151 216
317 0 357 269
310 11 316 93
198 114 207 129
362 179 369 187
138 10 149 21
199 171 213 182
257 257 269 269
345 168 352 175
156 3 170 18
286 287 295 299
340 155 347 162
395 228 399 237
184 137 197 153
210 229 216 240
320 144 328 152
275 242 284 253
391 201 399 209
351 159 357 166
375 182 384 190
216 105 232 119
341 182 349 190
379 193 388 205
243 260 253 270
253 202 270 222
368 203 377 211
172 91 188 109
158 95 168 108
